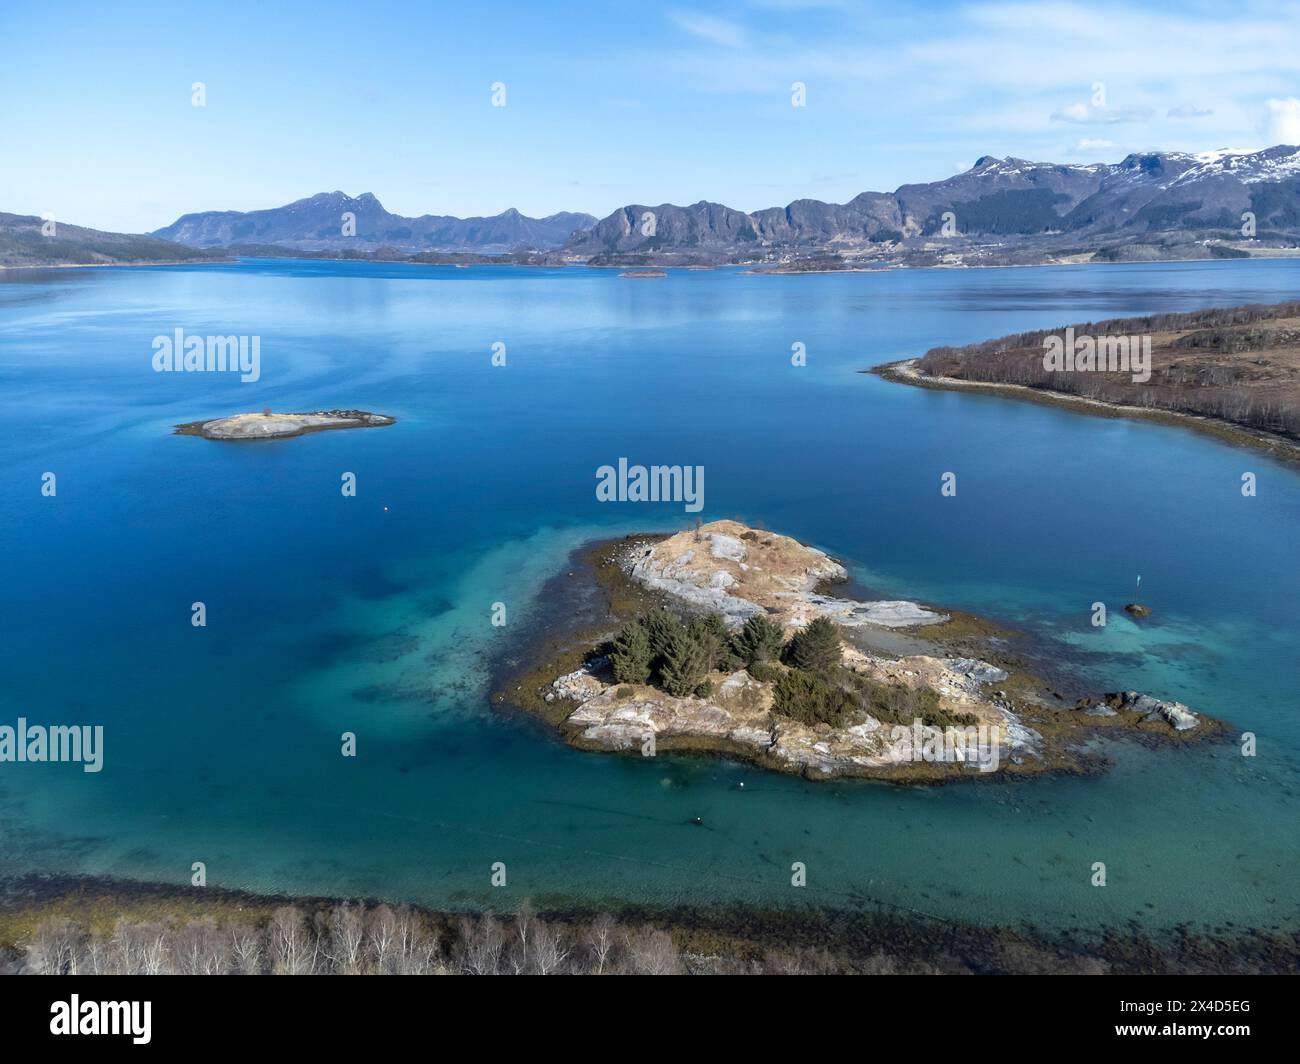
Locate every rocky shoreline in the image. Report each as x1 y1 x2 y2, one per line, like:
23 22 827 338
500 520 1224 783
5 872 1295 974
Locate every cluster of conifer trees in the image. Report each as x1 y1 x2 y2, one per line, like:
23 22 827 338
607 610 966 730
609 611 841 696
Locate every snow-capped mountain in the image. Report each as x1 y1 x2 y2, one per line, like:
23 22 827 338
563 146 1300 261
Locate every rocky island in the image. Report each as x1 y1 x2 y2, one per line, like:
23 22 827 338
175 409 395 440
506 520 1218 782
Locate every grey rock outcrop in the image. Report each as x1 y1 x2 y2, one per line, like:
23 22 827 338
1107 691 1201 731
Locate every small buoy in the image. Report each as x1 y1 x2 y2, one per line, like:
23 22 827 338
692 816 703 826
383 506 390 513
737 781 745 790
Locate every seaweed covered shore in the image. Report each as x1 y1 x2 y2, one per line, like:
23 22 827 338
4 874 1295 975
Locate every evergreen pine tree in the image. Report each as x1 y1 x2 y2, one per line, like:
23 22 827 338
642 609 685 664
784 617 843 673
609 620 652 685
687 613 730 670
730 613 785 666
660 627 711 697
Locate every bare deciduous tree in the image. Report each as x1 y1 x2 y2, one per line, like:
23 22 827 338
26 918 84 975
588 913 616 975
82 933 114 975
624 928 683 975
459 915 503 975
269 906 315 975
172 918 227 975
531 921 571 975
509 898 536 974
389 905 439 974
366 904 400 974
328 902 367 974
229 923 264 975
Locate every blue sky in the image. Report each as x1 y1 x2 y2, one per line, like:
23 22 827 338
4 0 1300 232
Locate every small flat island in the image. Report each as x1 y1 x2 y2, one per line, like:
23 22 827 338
506 520 1218 782
175 409 395 440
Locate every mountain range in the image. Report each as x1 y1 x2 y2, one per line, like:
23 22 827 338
5 146 1298 269
558 146 1300 266
152 146 1300 267
151 192 596 254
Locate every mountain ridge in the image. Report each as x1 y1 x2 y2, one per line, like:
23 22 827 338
0 212 224 268
13 146 1300 269
152 193 597 254
562 146 1300 266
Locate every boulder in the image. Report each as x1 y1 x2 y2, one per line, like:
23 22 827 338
1106 690 1200 731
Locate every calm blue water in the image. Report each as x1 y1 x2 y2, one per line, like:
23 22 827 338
1 258 1297 934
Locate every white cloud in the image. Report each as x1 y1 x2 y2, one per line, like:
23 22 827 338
1263 97 1300 144
1075 138 1118 152
668 11 749 48
1051 101 1154 124
639 0 1300 198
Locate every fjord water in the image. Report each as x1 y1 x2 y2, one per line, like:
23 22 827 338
2 258 1298 936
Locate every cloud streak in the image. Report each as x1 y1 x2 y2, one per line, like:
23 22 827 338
669 11 749 48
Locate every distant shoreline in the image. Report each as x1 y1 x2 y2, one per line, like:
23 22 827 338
874 357 1300 465
6 247 1299 274
747 246 1300 274
0 257 234 271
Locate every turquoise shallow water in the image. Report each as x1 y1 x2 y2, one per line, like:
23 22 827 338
0 258 1297 933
